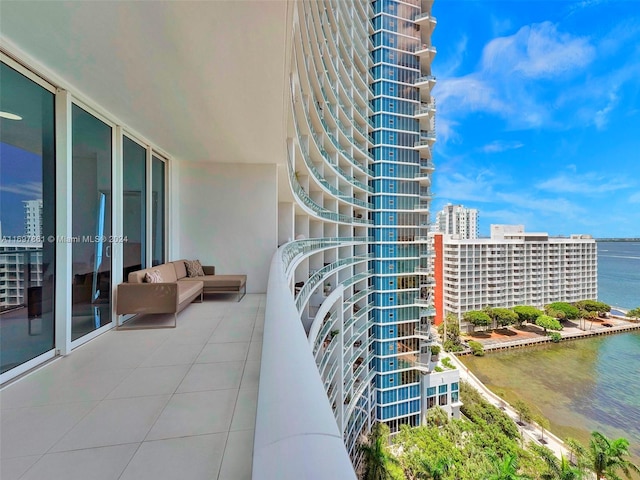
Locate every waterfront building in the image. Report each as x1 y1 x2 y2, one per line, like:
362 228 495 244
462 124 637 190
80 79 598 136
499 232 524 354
435 203 479 239
1 1 458 476
433 225 598 329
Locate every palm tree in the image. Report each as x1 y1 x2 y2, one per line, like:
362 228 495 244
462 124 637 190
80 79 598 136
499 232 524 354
487 453 531 480
415 456 453 480
359 423 398 480
531 444 586 480
587 431 640 480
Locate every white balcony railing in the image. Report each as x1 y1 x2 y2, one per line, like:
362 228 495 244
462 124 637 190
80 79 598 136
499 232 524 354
254 244 357 479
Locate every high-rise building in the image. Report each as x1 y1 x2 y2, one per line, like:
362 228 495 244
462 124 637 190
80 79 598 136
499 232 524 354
436 203 479 239
370 0 459 433
432 225 598 328
1 1 459 476
23 199 43 238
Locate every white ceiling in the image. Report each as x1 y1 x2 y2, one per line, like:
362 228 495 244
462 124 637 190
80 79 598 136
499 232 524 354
1 0 293 164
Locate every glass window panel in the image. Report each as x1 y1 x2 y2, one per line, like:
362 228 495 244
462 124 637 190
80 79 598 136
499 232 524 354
0 62 56 374
122 137 146 279
71 104 112 341
151 156 165 266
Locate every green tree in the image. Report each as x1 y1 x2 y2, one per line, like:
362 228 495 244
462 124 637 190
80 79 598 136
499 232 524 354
530 444 586 480
438 313 461 348
487 453 530 480
491 308 519 328
513 399 532 424
534 414 550 443
464 310 491 332
416 455 454 480
626 307 640 319
513 305 543 326
575 300 611 315
546 302 580 320
536 315 563 333
360 423 399 480
586 431 640 480
426 406 449 427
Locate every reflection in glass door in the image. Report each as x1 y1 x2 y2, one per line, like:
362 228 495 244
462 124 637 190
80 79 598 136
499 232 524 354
123 137 146 280
0 60 56 375
71 105 112 341
152 156 165 266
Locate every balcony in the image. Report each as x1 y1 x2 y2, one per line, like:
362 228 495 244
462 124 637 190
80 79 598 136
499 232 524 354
0 296 265 479
414 74 437 91
414 131 436 149
414 44 437 62
413 12 437 27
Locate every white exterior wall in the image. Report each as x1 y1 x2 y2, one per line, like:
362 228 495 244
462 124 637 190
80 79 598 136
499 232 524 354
442 234 598 325
176 161 278 293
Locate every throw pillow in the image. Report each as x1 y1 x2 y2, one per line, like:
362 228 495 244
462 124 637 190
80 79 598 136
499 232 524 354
144 269 163 283
185 259 204 277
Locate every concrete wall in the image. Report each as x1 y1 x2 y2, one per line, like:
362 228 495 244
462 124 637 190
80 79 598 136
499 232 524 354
174 161 278 293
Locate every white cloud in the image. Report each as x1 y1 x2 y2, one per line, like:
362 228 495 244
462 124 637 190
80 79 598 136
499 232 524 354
435 170 498 203
536 172 632 194
496 192 587 218
480 140 524 154
629 192 640 203
0 182 42 197
481 22 595 79
594 91 619 130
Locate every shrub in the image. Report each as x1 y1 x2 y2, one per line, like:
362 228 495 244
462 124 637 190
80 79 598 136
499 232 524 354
443 339 464 352
441 357 456 369
627 307 640 319
430 345 441 356
468 340 485 356
548 332 562 343
434 366 444 372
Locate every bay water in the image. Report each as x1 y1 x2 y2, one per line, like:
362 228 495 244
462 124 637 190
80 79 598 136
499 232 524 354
461 241 640 467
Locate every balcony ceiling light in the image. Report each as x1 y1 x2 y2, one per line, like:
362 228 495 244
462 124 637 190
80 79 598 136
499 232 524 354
0 111 22 121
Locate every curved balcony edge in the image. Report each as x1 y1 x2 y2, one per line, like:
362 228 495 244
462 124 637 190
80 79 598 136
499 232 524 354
253 246 357 480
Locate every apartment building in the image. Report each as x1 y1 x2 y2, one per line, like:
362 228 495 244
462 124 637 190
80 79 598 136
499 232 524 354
1 1 457 476
435 203 478 239
433 225 598 328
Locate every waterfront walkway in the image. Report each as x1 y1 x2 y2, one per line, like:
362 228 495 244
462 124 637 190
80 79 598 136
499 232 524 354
1 294 264 480
460 316 640 354
446 353 571 461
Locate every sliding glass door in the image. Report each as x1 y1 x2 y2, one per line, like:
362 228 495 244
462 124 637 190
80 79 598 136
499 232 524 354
0 60 56 374
123 136 146 280
152 155 165 266
71 105 112 341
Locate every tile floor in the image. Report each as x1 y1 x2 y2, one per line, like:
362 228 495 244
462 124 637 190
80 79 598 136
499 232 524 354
0 294 264 480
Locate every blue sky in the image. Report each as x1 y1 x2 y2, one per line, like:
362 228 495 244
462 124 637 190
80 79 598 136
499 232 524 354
430 0 640 238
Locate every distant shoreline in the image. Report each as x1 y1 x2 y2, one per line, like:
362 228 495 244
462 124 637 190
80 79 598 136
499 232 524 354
596 238 640 242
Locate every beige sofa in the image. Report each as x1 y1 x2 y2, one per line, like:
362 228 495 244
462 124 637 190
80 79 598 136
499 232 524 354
116 260 246 328
181 265 247 301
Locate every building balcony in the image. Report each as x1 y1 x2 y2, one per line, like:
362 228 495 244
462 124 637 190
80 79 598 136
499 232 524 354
414 74 437 90
413 11 437 27
414 131 436 149
414 100 436 118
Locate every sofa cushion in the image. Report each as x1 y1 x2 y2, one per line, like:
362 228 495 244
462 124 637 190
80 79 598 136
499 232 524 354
144 269 163 283
129 263 178 284
171 260 188 280
185 259 204 277
182 274 246 289
177 279 203 303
